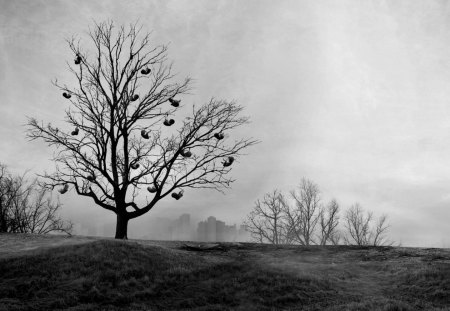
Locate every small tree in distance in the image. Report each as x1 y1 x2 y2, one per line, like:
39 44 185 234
245 179 341 245
284 178 322 246
244 179 392 246
244 190 290 244
27 21 257 239
0 163 72 234
343 203 390 246
319 199 340 245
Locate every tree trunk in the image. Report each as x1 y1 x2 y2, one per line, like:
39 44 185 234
115 213 129 239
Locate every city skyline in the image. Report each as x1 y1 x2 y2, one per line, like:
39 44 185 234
73 213 249 243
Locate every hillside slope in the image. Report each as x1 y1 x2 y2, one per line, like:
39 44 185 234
0 234 449 310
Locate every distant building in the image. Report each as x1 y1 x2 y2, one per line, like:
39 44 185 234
206 216 217 242
196 216 242 242
197 221 207 242
216 220 225 241
173 213 192 241
136 213 250 242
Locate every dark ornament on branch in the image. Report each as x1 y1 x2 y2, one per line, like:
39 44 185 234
131 163 140 170
74 55 82 65
163 119 175 126
180 149 192 158
141 67 151 75
171 190 184 200
222 156 235 167
214 132 225 140
71 127 79 136
63 92 71 99
58 184 69 194
131 94 139 102
141 129 149 139
168 98 180 107
147 186 157 193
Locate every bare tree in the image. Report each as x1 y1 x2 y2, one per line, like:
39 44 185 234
244 190 290 244
344 203 390 246
372 214 390 246
0 163 72 234
0 164 14 232
318 199 340 245
284 178 321 245
26 21 257 239
246 179 338 246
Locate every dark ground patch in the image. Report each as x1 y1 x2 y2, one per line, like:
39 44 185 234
0 234 449 310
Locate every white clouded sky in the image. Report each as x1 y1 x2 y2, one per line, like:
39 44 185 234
1 0 450 246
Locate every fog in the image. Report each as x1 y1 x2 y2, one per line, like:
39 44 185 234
2 0 450 247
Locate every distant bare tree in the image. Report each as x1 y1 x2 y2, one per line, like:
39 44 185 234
284 179 321 245
344 203 390 246
245 179 341 246
0 163 72 234
0 164 14 232
319 199 340 245
244 190 290 244
372 214 390 246
26 21 257 239
344 203 372 246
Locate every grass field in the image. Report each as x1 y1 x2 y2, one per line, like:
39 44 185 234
0 234 449 310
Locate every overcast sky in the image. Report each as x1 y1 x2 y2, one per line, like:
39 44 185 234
1 0 450 246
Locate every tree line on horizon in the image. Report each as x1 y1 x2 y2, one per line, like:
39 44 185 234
244 178 391 246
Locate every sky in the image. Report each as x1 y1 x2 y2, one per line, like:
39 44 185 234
1 0 450 246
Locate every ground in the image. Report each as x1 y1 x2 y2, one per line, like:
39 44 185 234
0 233 449 310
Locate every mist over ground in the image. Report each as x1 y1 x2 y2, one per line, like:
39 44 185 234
1 0 450 247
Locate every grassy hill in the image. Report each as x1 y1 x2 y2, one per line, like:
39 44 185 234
0 234 449 310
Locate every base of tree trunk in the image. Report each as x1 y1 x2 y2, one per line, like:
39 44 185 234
115 214 129 239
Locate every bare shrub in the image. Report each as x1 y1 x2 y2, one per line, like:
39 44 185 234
344 203 390 246
244 190 289 244
0 163 72 234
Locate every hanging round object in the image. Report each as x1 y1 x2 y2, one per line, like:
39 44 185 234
171 190 184 200
86 174 96 182
181 149 192 158
71 127 79 136
214 133 224 140
163 119 175 126
168 98 180 107
131 163 140 170
58 184 69 194
147 186 157 193
223 156 235 167
141 67 151 75
141 129 149 139
74 55 82 65
63 92 71 99
131 94 139 102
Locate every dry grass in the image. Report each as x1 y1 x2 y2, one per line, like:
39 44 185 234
0 233 449 310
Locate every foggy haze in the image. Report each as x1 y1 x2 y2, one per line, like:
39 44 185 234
1 0 450 247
